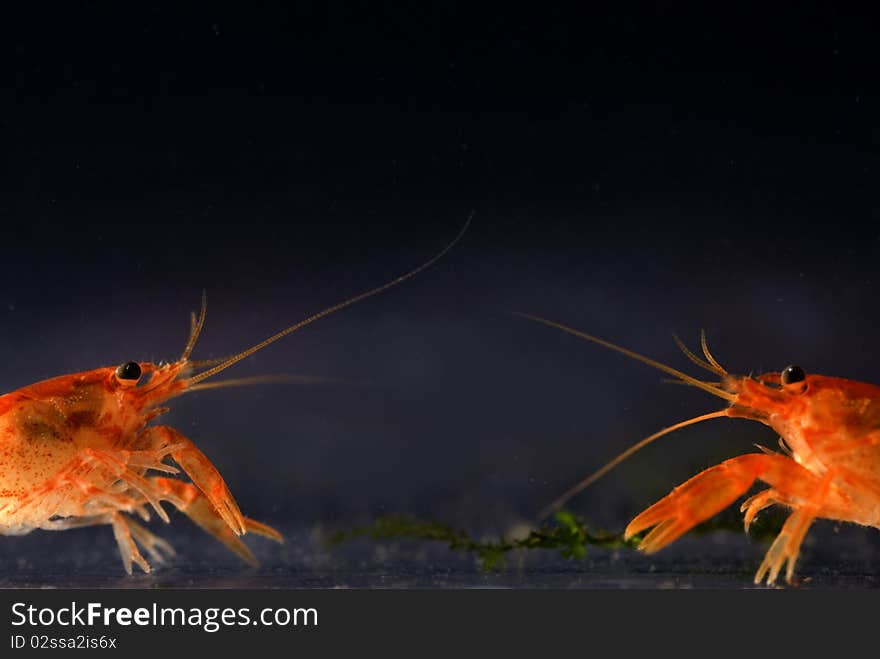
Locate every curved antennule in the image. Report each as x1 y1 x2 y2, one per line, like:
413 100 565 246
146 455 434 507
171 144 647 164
700 329 728 375
186 214 472 386
673 333 725 376
537 410 729 520
181 291 208 361
513 313 736 402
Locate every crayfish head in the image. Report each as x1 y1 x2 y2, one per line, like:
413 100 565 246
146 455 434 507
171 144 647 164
724 366 863 431
106 359 191 413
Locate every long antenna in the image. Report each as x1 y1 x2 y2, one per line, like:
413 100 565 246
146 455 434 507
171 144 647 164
187 214 472 386
537 410 728 519
513 313 736 402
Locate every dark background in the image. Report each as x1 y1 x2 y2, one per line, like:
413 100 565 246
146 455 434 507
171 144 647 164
2 3 879 584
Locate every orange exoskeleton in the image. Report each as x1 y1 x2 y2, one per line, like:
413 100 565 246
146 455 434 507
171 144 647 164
519 313 880 585
0 220 469 574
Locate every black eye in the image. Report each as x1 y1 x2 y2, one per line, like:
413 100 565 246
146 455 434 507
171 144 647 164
781 364 805 385
116 361 142 381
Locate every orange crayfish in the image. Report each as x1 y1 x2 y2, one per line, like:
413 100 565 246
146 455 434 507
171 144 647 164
0 221 468 574
520 313 880 585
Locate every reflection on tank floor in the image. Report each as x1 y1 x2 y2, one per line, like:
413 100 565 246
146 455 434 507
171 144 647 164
2 521 879 589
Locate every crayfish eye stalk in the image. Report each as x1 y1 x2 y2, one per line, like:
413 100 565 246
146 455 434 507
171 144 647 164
781 364 807 394
114 361 142 387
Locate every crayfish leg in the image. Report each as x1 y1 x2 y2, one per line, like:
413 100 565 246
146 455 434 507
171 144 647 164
125 516 177 565
43 513 176 574
625 453 829 584
143 426 247 535
109 513 152 574
753 470 835 586
52 513 164 575
150 477 283 566
41 512 159 573
740 488 781 532
625 454 773 552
